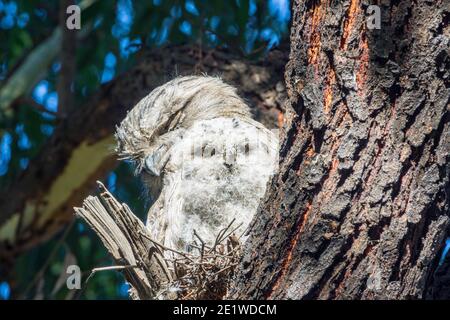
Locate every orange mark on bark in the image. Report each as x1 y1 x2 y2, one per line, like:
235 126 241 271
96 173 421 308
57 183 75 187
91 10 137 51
277 111 284 128
340 0 360 50
317 151 340 205
296 145 315 176
306 146 315 158
265 202 313 298
327 133 344 173
356 32 369 96
307 1 324 66
324 68 336 114
330 157 339 172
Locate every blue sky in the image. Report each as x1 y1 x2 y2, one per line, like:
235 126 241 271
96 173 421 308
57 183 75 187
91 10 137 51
0 281 10 300
0 0 29 29
5 0 290 177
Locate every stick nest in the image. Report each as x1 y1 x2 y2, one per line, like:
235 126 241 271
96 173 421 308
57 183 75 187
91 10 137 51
155 219 243 300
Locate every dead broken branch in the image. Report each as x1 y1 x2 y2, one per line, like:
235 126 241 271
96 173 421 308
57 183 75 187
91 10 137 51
74 181 241 300
74 181 173 299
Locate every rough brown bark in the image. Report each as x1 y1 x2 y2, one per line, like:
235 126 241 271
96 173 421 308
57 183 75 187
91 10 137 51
0 45 287 268
230 0 449 299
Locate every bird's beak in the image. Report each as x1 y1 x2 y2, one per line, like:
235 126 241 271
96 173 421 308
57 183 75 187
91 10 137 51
144 144 169 177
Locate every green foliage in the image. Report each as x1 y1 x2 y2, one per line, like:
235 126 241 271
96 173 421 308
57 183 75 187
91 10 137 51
0 0 289 299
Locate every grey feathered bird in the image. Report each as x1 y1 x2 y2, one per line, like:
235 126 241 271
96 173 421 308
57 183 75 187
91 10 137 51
115 76 278 253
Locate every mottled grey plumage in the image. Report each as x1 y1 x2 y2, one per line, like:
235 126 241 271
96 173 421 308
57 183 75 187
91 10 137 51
116 76 278 253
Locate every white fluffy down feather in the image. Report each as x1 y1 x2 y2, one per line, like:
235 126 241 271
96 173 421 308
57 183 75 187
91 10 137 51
115 76 278 253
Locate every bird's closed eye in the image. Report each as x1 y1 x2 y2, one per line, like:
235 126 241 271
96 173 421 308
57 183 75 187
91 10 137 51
144 144 169 176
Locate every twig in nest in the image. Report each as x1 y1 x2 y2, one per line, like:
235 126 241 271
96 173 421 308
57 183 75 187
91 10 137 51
156 220 243 300
138 230 195 262
85 264 139 284
193 229 206 259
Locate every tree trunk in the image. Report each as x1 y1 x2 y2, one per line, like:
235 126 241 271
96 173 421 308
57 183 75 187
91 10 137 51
230 0 449 299
0 45 287 269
